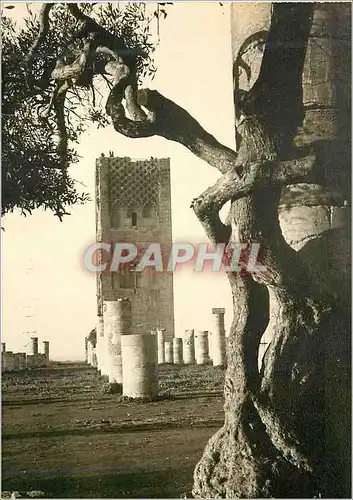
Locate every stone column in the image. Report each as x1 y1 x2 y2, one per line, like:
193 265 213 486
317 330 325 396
38 354 46 368
96 315 104 374
208 332 213 360
84 337 88 363
183 329 195 365
195 331 210 365
3 352 15 372
121 333 158 398
92 348 98 368
18 353 26 370
173 337 183 364
30 337 38 355
26 354 35 369
211 308 226 367
87 341 94 366
164 341 173 363
13 353 20 371
103 297 132 385
156 328 165 364
42 341 50 366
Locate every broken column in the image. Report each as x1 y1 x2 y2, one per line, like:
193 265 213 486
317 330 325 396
183 329 195 364
195 330 210 365
42 341 50 366
84 337 88 363
38 354 46 368
30 337 38 355
26 355 34 368
2 352 15 372
208 332 213 360
173 337 183 364
18 353 27 370
121 333 158 398
211 308 227 367
87 339 94 366
13 353 20 371
92 348 98 368
27 353 39 368
103 297 132 385
164 341 173 363
156 328 165 364
26 337 40 368
96 315 104 374
14 353 27 371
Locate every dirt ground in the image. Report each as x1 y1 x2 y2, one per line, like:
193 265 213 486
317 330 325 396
2 363 225 498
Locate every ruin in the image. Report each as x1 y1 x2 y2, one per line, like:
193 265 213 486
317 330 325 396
29 337 38 356
42 341 50 367
85 329 97 368
1 339 51 372
156 328 165 364
172 337 183 365
95 156 175 342
103 298 132 384
121 333 158 398
195 331 210 365
2 351 15 372
92 153 234 391
211 308 227 367
164 341 173 364
95 315 105 375
183 329 196 365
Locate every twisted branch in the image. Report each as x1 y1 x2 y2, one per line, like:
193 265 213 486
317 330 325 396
26 3 55 72
190 154 317 244
27 3 241 175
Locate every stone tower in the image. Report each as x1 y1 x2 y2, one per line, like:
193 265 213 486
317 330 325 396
96 156 175 341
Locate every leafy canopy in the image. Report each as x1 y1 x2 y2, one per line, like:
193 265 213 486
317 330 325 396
2 2 163 220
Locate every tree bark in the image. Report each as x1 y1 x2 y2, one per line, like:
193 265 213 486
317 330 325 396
192 4 350 498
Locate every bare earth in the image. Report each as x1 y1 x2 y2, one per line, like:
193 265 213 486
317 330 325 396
2 363 225 498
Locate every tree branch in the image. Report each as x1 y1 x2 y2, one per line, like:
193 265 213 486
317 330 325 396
26 3 55 71
26 3 240 176
192 212 232 245
191 154 317 218
106 81 239 174
65 4 241 174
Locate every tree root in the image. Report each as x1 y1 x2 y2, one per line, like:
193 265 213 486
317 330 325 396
193 397 323 498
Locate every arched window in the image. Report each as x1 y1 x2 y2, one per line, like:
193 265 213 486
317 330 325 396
131 212 137 227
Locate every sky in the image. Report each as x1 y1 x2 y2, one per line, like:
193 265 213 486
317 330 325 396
2 2 236 360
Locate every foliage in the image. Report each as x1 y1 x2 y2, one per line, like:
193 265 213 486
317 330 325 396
2 3 163 219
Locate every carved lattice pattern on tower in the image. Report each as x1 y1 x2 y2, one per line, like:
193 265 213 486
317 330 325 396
108 158 160 210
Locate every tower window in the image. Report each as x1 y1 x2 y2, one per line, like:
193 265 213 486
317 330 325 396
131 212 137 227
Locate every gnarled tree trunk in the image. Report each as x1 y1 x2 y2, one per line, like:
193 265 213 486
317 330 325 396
192 3 351 498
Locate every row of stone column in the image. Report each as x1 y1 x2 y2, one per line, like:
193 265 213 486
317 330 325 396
159 309 226 368
89 298 158 398
1 338 50 373
87 299 228 399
